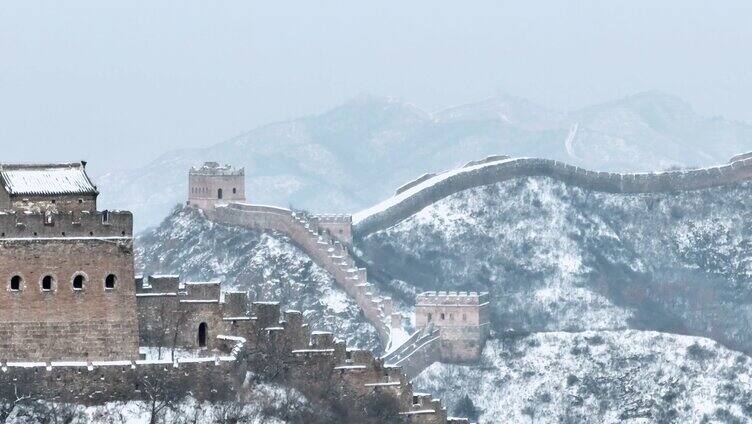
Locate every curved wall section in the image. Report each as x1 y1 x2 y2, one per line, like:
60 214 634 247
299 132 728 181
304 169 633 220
354 155 752 236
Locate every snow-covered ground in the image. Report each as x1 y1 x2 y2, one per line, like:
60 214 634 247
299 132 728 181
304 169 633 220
414 330 752 423
4 384 302 424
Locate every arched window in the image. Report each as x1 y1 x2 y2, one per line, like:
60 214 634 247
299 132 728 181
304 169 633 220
41 275 54 291
198 322 208 348
105 274 117 290
10 275 22 291
440 313 445 320
72 274 86 290
232 188 237 194
427 313 432 322
217 188 223 200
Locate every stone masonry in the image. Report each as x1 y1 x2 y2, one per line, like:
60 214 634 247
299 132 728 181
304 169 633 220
0 163 139 361
415 291 490 362
188 161 245 211
0 160 469 423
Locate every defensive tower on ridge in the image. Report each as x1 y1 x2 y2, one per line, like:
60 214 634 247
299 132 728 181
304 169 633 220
415 291 490 362
188 162 245 211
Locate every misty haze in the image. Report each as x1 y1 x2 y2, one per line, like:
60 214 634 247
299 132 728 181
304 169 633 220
1 2 752 423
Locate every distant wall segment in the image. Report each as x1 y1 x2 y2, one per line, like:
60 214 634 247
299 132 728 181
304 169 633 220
202 203 395 349
353 153 752 236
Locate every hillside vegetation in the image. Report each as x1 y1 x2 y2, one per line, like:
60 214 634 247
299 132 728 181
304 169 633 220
359 178 752 354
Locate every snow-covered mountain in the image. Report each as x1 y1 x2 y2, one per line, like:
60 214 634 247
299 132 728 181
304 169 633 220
134 178 752 423
135 207 380 351
414 331 752 423
358 177 752 354
95 92 752 230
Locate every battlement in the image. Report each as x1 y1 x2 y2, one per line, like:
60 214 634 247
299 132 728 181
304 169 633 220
312 214 352 223
0 210 132 238
463 154 510 168
189 162 244 176
355 153 752 236
416 291 489 306
0 297 462 423
396 173 438 195
310 213 353 245
188 161 246 210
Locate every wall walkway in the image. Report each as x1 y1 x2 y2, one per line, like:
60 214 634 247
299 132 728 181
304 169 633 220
354 153 752 236
204 203 396 349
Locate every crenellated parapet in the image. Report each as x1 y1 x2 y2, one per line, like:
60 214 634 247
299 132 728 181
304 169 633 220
135 275 249 351
188 161 246 211
354 153 752 236
311 213 353 245
0 210 132 239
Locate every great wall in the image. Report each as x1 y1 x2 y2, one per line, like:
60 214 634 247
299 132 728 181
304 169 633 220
5 152 752 421
1 276 467 423
0 161 468 423
190 152 752 382
353 153 752 236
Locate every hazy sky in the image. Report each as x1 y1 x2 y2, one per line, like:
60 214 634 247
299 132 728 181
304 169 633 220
2 1 751 174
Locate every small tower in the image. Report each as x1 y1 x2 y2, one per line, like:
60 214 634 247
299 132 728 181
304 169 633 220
188 162 245 211
415 291 490 362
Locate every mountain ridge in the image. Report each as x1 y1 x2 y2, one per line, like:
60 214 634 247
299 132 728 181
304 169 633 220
95 91 752 230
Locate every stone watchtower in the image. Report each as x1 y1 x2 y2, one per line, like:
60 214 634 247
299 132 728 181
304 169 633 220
0 162 139 361
415 291 490 362
187 162 246 211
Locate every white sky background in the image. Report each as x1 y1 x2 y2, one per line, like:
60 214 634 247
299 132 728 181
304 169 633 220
1 1 751 174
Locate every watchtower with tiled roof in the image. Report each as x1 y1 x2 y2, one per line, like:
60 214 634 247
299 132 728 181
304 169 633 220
0 161 139 361
0 162 98 213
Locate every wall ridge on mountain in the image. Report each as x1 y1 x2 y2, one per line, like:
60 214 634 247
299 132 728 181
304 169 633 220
353 152 752 236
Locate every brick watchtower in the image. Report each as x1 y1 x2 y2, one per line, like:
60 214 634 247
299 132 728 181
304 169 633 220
415 291 490 362
0 162 139 361
188 162 246 211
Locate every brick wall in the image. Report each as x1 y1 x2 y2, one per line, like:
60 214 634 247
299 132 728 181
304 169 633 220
0 210 132 238
354 154 752 236
1 283 466 423
415 291 490 363
0 237 139 361
312 214 353 245
136 277 247 352
9 193 97 214
188 173 246 209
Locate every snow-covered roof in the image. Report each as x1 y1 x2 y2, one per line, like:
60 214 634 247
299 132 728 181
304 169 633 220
0 163 97 196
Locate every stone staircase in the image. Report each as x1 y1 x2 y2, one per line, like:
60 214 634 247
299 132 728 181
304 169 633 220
382 326 442 379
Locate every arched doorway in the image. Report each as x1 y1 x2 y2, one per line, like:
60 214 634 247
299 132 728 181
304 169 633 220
217 188 223 199
198 322 208 348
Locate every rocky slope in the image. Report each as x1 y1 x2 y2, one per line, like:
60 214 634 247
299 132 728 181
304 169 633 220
414 331 752 423
359 177 752 355
96 91 751 230
136 207 380 351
